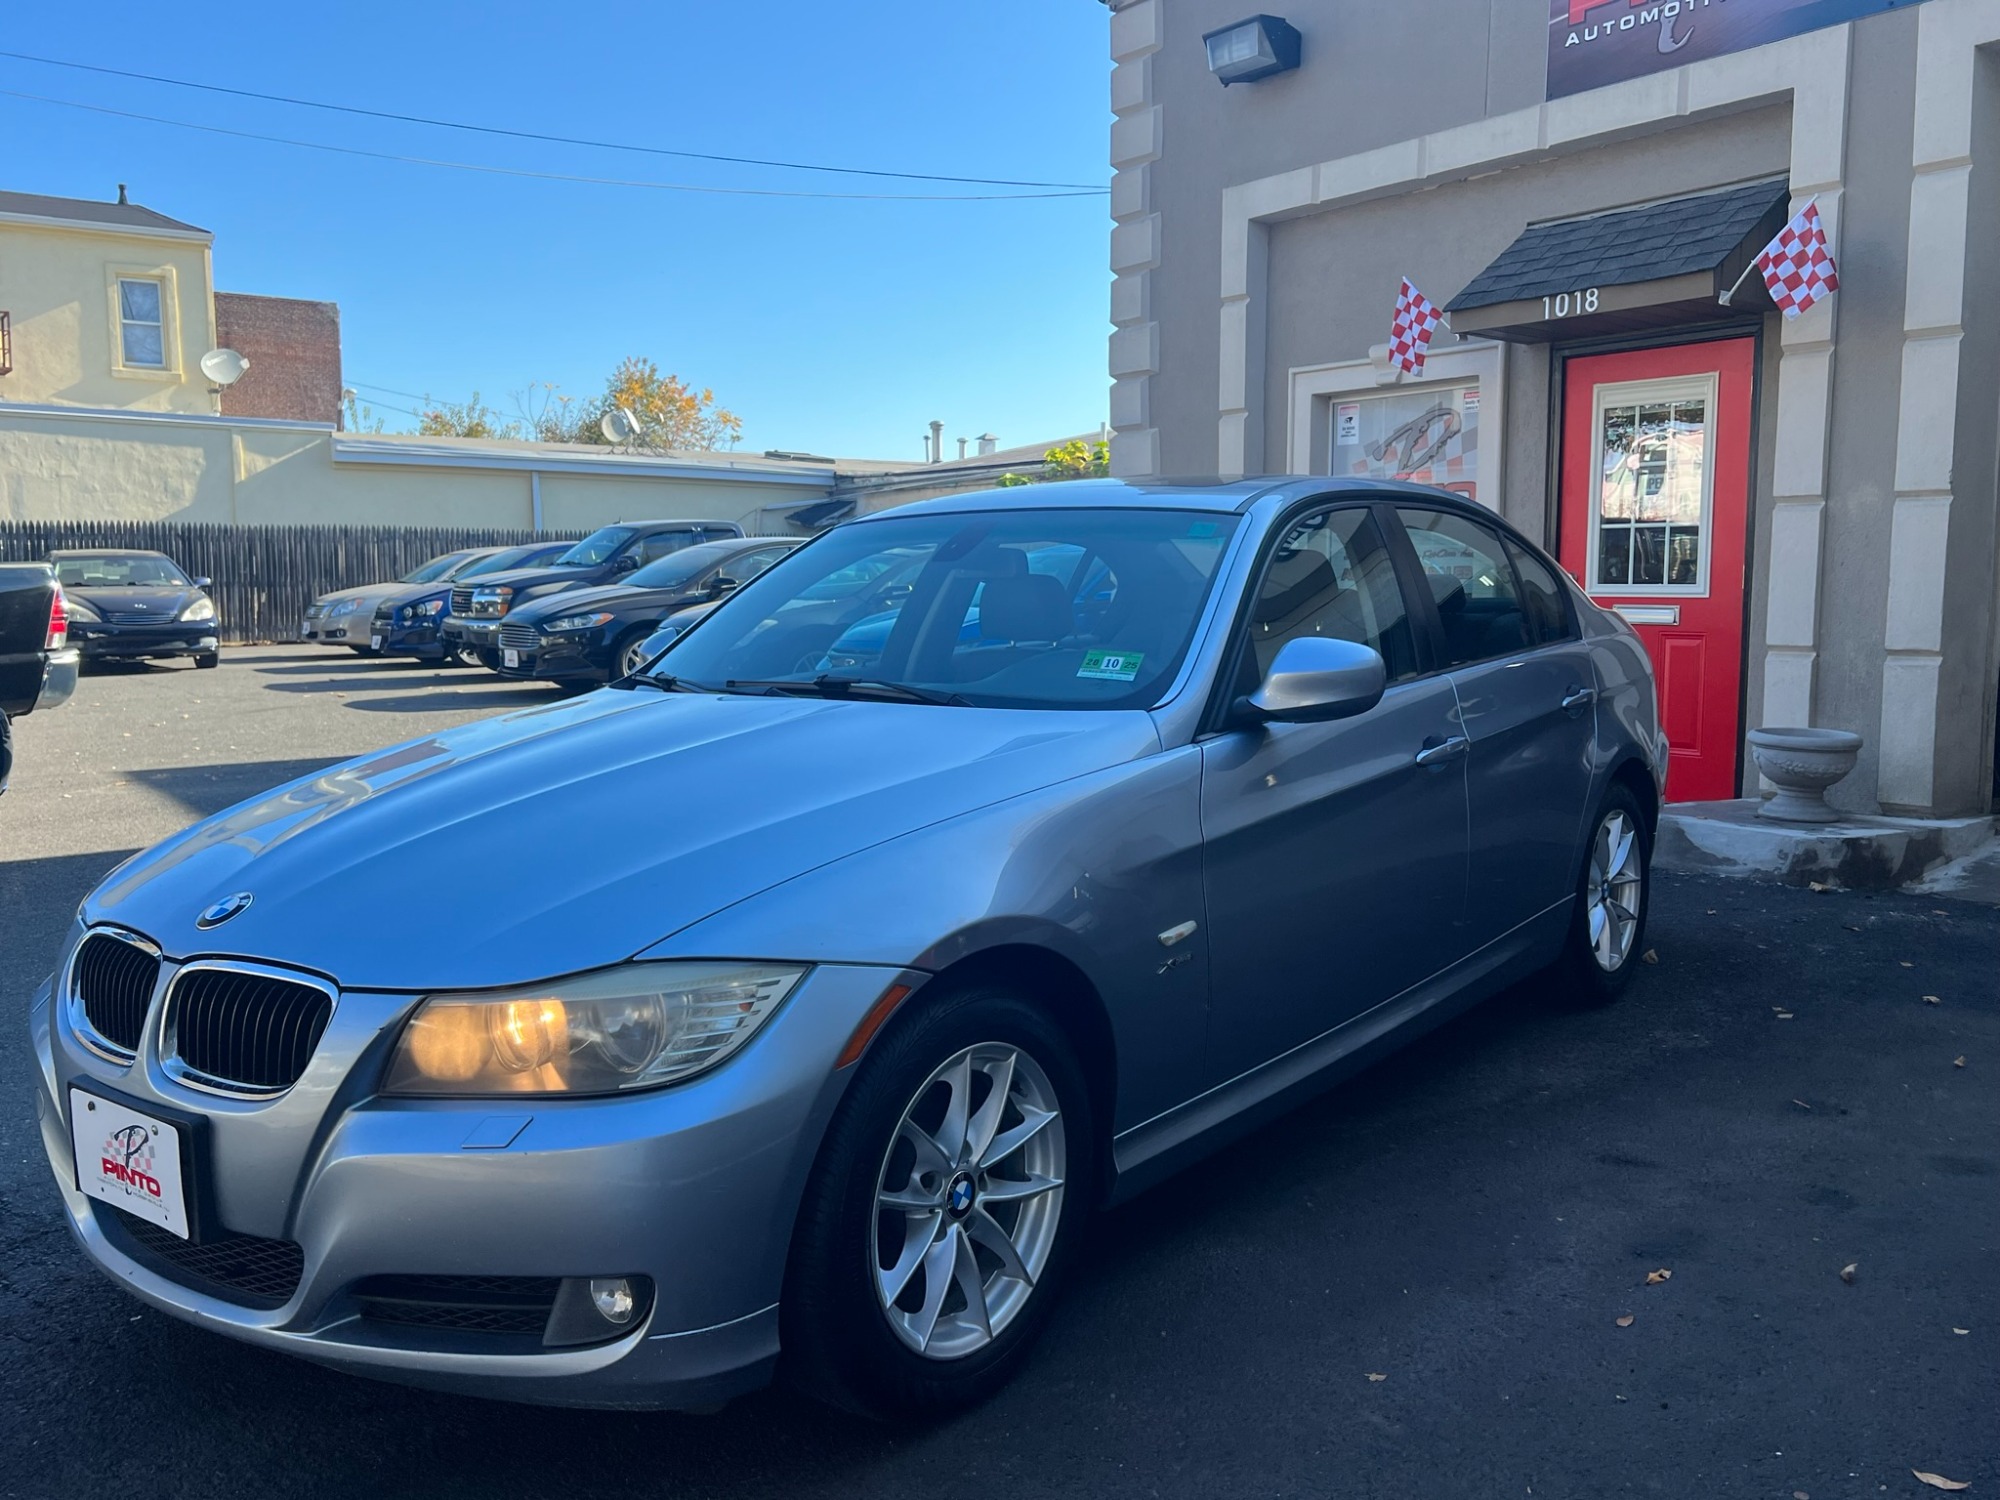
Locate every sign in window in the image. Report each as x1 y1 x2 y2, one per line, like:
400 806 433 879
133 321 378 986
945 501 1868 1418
1328 384 1481 507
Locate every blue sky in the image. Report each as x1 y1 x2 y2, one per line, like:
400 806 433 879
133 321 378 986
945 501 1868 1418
1 2 1112 460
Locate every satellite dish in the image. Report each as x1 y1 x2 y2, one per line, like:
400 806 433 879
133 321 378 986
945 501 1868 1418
599 406 642 444
199 348 250 387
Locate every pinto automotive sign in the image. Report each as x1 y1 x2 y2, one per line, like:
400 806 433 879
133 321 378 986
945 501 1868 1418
1548 0 1931 99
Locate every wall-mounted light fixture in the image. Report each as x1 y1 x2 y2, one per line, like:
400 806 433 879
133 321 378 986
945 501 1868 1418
1203 15 1302 86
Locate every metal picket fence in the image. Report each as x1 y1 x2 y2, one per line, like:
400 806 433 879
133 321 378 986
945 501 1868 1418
0 521 583 644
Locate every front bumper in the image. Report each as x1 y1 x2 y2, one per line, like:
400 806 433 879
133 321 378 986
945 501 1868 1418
30 955 904 1408
442 618 504 651
299 611 371 644
71 624 218 660
494 634 606 682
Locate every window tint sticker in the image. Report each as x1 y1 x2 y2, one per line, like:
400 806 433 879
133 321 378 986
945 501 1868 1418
1078 650 1144 682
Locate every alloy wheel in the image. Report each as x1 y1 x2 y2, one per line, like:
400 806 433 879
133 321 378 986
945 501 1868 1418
620 637 651 678
1586 808 1643 972
871 1042 1066 1360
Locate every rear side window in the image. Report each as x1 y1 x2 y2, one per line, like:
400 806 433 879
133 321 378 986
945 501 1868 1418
1394 508 1531 667
1504 537 1575 646
634 531 699 565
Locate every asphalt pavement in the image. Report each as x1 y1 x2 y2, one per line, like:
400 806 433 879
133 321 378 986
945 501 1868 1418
1 649 1994 1499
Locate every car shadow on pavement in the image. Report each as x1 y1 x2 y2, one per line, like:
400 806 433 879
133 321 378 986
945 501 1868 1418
339 688 570 713
253 658 471 677
123 758 348 821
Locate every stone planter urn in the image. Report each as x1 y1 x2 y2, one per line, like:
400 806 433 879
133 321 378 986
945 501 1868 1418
1747 726 1864 823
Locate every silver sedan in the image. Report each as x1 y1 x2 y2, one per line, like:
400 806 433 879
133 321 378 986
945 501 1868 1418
29 478 1664 1419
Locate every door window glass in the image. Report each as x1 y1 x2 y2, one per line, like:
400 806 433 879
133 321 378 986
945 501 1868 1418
1593 385 1709 590
1395 508 1531 666
634 531 699 565
1247 509 1419 684
1504 538 1574 646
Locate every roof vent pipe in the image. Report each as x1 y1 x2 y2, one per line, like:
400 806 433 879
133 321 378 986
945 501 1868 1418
977 433 998 456
117 183 128 205
957 437 968 460
929 420 944 464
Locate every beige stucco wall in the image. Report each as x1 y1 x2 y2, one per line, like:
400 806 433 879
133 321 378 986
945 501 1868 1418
0 219 215 414
0 409 831 530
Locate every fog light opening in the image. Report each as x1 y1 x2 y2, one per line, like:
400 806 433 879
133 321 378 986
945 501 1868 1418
590 1277 636 1325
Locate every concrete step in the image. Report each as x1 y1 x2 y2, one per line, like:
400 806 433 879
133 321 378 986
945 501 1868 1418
1655 798 1995 894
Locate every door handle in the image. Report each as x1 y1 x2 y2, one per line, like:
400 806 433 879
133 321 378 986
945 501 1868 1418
1415 735 1469 767
1561 685 1597 714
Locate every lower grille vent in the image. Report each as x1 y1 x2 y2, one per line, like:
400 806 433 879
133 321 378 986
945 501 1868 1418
73 931 160 1054
104 1209 304 1308
167 967 334 1092
353 1274 561 1335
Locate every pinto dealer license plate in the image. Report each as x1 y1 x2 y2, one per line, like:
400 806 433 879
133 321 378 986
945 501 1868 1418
69 1088 192 1239
503 648 520 668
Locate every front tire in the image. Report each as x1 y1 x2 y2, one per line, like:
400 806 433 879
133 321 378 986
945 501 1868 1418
1555 783 1652 1004
783 984 1094 1420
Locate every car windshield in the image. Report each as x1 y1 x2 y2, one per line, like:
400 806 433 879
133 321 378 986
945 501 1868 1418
401 553 464 585
651 507 1240 710
53 555 191 588
555 526 635 568
628 541 751 590
461 547 542 580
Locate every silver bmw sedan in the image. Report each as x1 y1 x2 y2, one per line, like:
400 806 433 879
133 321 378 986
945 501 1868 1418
29 478 1664 1419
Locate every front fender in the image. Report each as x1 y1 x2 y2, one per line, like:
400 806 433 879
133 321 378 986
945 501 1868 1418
640 745 1211 1134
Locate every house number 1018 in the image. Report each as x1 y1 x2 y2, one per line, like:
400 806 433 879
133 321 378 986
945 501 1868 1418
1543 288 1600 319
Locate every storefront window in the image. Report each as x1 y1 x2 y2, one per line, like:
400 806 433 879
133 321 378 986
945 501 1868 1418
1328 384 1481 506
1590 379 1712 592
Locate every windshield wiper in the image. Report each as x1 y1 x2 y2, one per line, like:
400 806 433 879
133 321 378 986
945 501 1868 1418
723 675 970 706
620 673 723 694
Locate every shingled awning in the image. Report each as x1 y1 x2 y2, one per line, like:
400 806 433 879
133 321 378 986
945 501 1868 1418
1444 179 1791 342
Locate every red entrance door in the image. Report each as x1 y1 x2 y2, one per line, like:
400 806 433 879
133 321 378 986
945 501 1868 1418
1557 339 1754 802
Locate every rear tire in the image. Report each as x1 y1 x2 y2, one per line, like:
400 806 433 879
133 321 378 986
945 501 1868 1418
783 984 1094 1420
1554 783 1652 1005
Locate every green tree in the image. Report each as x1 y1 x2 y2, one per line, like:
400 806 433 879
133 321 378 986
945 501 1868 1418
417 392 521 440
340 391 388 435
580 357 742 451
997 438 1111 486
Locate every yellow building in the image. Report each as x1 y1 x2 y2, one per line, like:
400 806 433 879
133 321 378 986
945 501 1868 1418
0 187 216 415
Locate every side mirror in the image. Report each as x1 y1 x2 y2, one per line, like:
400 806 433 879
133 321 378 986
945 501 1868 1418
708 575 740 598
1240 637 1386 725
192 577 212 589
613 554 640 573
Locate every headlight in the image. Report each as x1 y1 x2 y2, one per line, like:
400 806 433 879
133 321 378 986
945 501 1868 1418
382 962 808 1096
471 586 515 617
179 597 216 622
544 612 615 633
331 598 361 616
400 598 445 622
67 598 101 622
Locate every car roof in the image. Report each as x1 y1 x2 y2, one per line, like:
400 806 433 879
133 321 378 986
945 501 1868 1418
852 475 1494 521
589 518 741 532
49 548 176 559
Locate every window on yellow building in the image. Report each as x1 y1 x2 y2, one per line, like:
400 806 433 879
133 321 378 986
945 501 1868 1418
117 278 166 368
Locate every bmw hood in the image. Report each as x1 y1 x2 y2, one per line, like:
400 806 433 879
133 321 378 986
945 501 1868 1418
83 691 1161 990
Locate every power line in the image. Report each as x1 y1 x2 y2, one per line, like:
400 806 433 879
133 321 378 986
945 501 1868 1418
0 49 1108 192
0 91 1105 201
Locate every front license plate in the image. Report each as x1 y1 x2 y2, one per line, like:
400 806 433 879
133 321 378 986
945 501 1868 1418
502 648 520 668
69 1087 191 1239
370 633 384 651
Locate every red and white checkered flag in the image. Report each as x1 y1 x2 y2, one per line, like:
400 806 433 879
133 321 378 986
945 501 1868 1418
1756 199 1839 318
1388 278 1442 374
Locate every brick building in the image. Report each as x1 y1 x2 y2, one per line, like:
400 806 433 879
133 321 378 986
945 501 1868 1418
213 293 342 424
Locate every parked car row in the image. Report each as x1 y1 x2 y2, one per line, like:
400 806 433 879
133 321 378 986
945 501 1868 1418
297 522 802 688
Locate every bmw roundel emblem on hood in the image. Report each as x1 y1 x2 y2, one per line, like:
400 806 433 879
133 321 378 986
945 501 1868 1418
196 892 253 929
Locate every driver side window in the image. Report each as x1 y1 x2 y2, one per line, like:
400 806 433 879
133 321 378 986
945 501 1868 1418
1247 508 1419 685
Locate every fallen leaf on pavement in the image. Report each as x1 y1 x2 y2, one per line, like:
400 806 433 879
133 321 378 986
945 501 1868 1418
1795 1491 1810 1499
1775 1010 1795 1020
1365 1372 1386 1382
1912 1471 1969 1492
1923 995 1941 1005
1809 881 1832 893
1641 949 1659 964
1954 1056 1966 1068
1793 1099 1813 1111
1900 961 1914 968
1646 1269 1672 1285
1615 1315 1635 1327
1953 1327 1969 1335
1840 1263 1857 1283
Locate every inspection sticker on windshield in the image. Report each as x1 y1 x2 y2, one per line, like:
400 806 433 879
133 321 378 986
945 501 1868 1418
1078 650 1143 682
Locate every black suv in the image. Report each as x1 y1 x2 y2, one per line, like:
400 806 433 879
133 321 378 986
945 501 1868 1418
442 520 742 667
